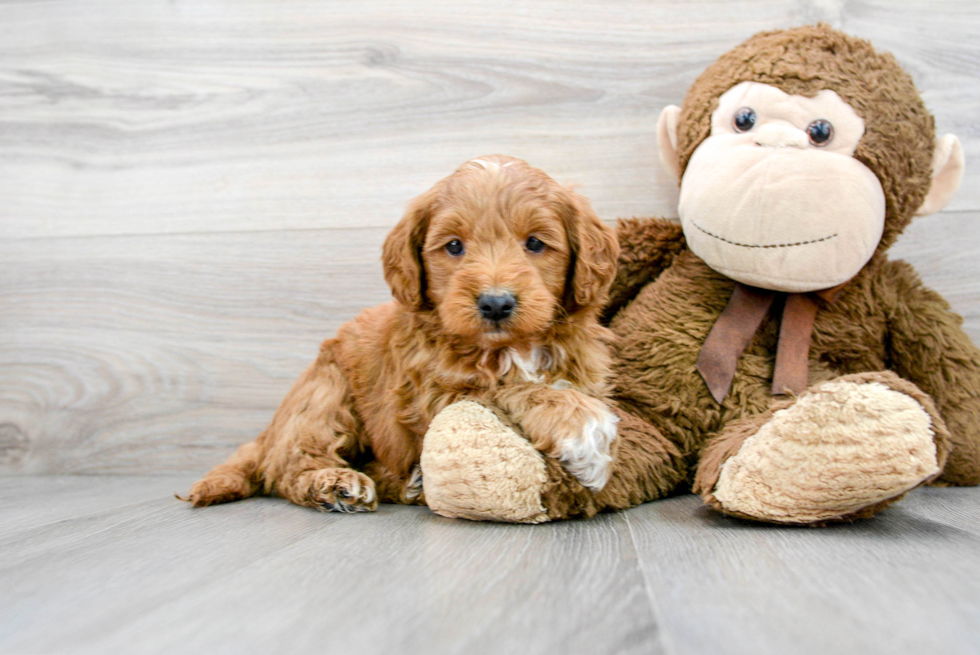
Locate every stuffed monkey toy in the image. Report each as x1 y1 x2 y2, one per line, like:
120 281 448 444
420 24 980 525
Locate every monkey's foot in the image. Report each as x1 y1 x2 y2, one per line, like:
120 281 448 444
420 401 553 524
695 372 949 524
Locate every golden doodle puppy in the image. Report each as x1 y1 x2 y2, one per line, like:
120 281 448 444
182 155 621 513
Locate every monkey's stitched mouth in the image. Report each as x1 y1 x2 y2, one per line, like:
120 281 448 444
692 221 838 249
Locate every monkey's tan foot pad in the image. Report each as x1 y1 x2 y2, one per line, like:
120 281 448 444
421 400 551 524
709 378 941 524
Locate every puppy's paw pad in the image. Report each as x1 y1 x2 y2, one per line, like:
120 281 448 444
310 468 378 513
556 402 618 492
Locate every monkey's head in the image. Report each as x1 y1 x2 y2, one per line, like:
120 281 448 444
658 25 964 293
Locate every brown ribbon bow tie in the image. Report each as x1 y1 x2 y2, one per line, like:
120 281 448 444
696 282 845 404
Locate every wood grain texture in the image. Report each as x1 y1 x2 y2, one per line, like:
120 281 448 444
0 478 660 655
2 0 980 474
0 228 392 474
1 478 979 655
3 214 979 475
0 0 977 241
0 474 197 537
627 491 980 655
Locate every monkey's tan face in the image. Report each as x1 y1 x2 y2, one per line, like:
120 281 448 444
678 82 886 292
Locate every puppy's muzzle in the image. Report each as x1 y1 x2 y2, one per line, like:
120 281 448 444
477 290 517 323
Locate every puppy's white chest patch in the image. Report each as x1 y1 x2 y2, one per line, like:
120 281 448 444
499 346 561 383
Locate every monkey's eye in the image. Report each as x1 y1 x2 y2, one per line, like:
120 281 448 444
733 107 757 132
525 236 545 253
445 239 465 256
806 119 834 146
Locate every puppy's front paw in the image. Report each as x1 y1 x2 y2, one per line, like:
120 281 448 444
554 399 618 492
309 468 378 513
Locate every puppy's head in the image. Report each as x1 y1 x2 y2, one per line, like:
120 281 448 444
383 155 619 346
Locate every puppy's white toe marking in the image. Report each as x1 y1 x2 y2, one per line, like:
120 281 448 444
558 404 618 492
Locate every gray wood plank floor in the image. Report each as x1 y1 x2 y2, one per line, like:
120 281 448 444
1 477 978 655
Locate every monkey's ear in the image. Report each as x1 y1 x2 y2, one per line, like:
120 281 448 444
916 134 965 216
382 190 434 310
657 105 682 183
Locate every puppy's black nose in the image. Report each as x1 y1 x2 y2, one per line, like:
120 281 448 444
478 291 516 322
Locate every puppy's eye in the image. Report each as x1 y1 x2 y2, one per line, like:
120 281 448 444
445 239 465 256
525 236 545 253
806 119 834 146
733 107 757 132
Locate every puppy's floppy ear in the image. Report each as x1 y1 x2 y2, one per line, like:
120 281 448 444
560 191 620 314
383 189 435 310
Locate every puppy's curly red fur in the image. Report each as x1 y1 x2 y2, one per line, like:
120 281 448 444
183 156 620 512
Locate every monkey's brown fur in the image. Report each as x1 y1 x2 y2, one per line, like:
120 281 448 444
183 156 621 512
518 25 980 523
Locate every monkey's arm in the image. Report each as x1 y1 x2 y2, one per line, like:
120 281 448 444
602 217 687 323
884 260 980 486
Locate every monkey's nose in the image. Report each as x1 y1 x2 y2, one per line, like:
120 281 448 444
478 291 517 322
753 123 808 149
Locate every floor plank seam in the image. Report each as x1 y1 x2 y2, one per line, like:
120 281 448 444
0 495 179 540
1 501 175 554
64 516 333 647
623 512 676 655
0 223 395 244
